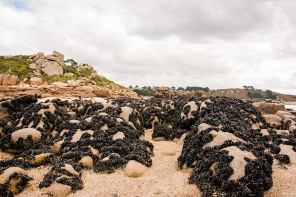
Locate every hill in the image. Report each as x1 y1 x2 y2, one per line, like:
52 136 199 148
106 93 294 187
0 51 137 98
207 88 296 102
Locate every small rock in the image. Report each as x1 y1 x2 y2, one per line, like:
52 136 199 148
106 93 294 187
29 63 37 69
124 160 148 178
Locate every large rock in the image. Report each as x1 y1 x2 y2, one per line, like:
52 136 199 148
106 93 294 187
253 102 285 114
46 51 64 65
33 52 45 61
0 74 4 85
2 74 10 85
52 81 68 87
30 77 43 86
263 114 282 128
275 110 295 120
92 86 109 97
77 63 93 71
67 80 79 87
0 167 31 196
7 75 18 85
41 60 64 76
124 160 148 178
29 63 37 69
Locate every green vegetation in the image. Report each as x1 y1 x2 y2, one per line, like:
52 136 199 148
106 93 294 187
185 86 210 92
133 86 155 96
247 89 277 101
0 55 31 78
39 74 77 84
64 59 78 67
91 76 125 89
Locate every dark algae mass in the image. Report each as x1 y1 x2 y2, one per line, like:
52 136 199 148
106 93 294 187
0 95 296 196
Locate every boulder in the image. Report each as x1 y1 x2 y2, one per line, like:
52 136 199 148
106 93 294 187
92 86 109 97
67 80 79 87
0 74 4 84
52 81 68 87
7 75 18 85
74 86 94 97
253 102 285 114
30 77 43 86
77 63 93 71
29 63 37 69
2 74 9 85
41 60 63 76
0 167 31 196
124 160 148 178
33 52 45 61
263 114 282 128
275 110 295 120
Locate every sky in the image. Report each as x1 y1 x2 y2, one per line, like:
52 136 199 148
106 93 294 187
0 0 296 95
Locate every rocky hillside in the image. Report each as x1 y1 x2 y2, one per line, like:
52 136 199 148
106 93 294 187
0 51 137 98
208 88 296 102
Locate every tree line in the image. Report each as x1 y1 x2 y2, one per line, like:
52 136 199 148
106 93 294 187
129 86 210 96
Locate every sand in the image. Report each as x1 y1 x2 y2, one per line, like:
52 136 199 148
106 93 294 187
14 130 296 197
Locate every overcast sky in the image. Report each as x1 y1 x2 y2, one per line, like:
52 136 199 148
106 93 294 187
1 0 296 94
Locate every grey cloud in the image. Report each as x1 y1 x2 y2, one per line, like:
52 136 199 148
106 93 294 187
122 0 275 40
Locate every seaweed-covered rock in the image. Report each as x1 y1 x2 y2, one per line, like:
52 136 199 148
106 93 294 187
0 167 32 196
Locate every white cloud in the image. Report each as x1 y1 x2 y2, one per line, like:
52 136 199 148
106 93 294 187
0 0 296 95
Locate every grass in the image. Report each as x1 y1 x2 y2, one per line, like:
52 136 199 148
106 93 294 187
0 55 31 78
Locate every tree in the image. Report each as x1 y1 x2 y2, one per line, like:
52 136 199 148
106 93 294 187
247 92 252 99
177 87 185 91
64 59 78 67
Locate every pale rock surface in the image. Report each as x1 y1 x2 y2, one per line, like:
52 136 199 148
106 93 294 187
30 77 43 86
11 128 42 143
124 160 148 178
0 74 4 84
52 81 68 87
29 63 37 69
7 75 18 85
41 60 63 76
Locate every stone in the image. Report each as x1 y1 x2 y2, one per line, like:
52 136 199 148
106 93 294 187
124 160 148 178
74 86 94 97
30 77 43 86
275 110 295 120
253 102 285 114
0 74 4 85
52 81 68 87
11 128 42 143
0 167 30 195
92 86 110 97
78 156 94 168
78 63 93 71
43 182 72 197
29 63 37 69
67 80 79 87
2 74 9 85
7 75 18 85
33 52 45 61
41 60 63 76
263 114 282 128
112 132 125 140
